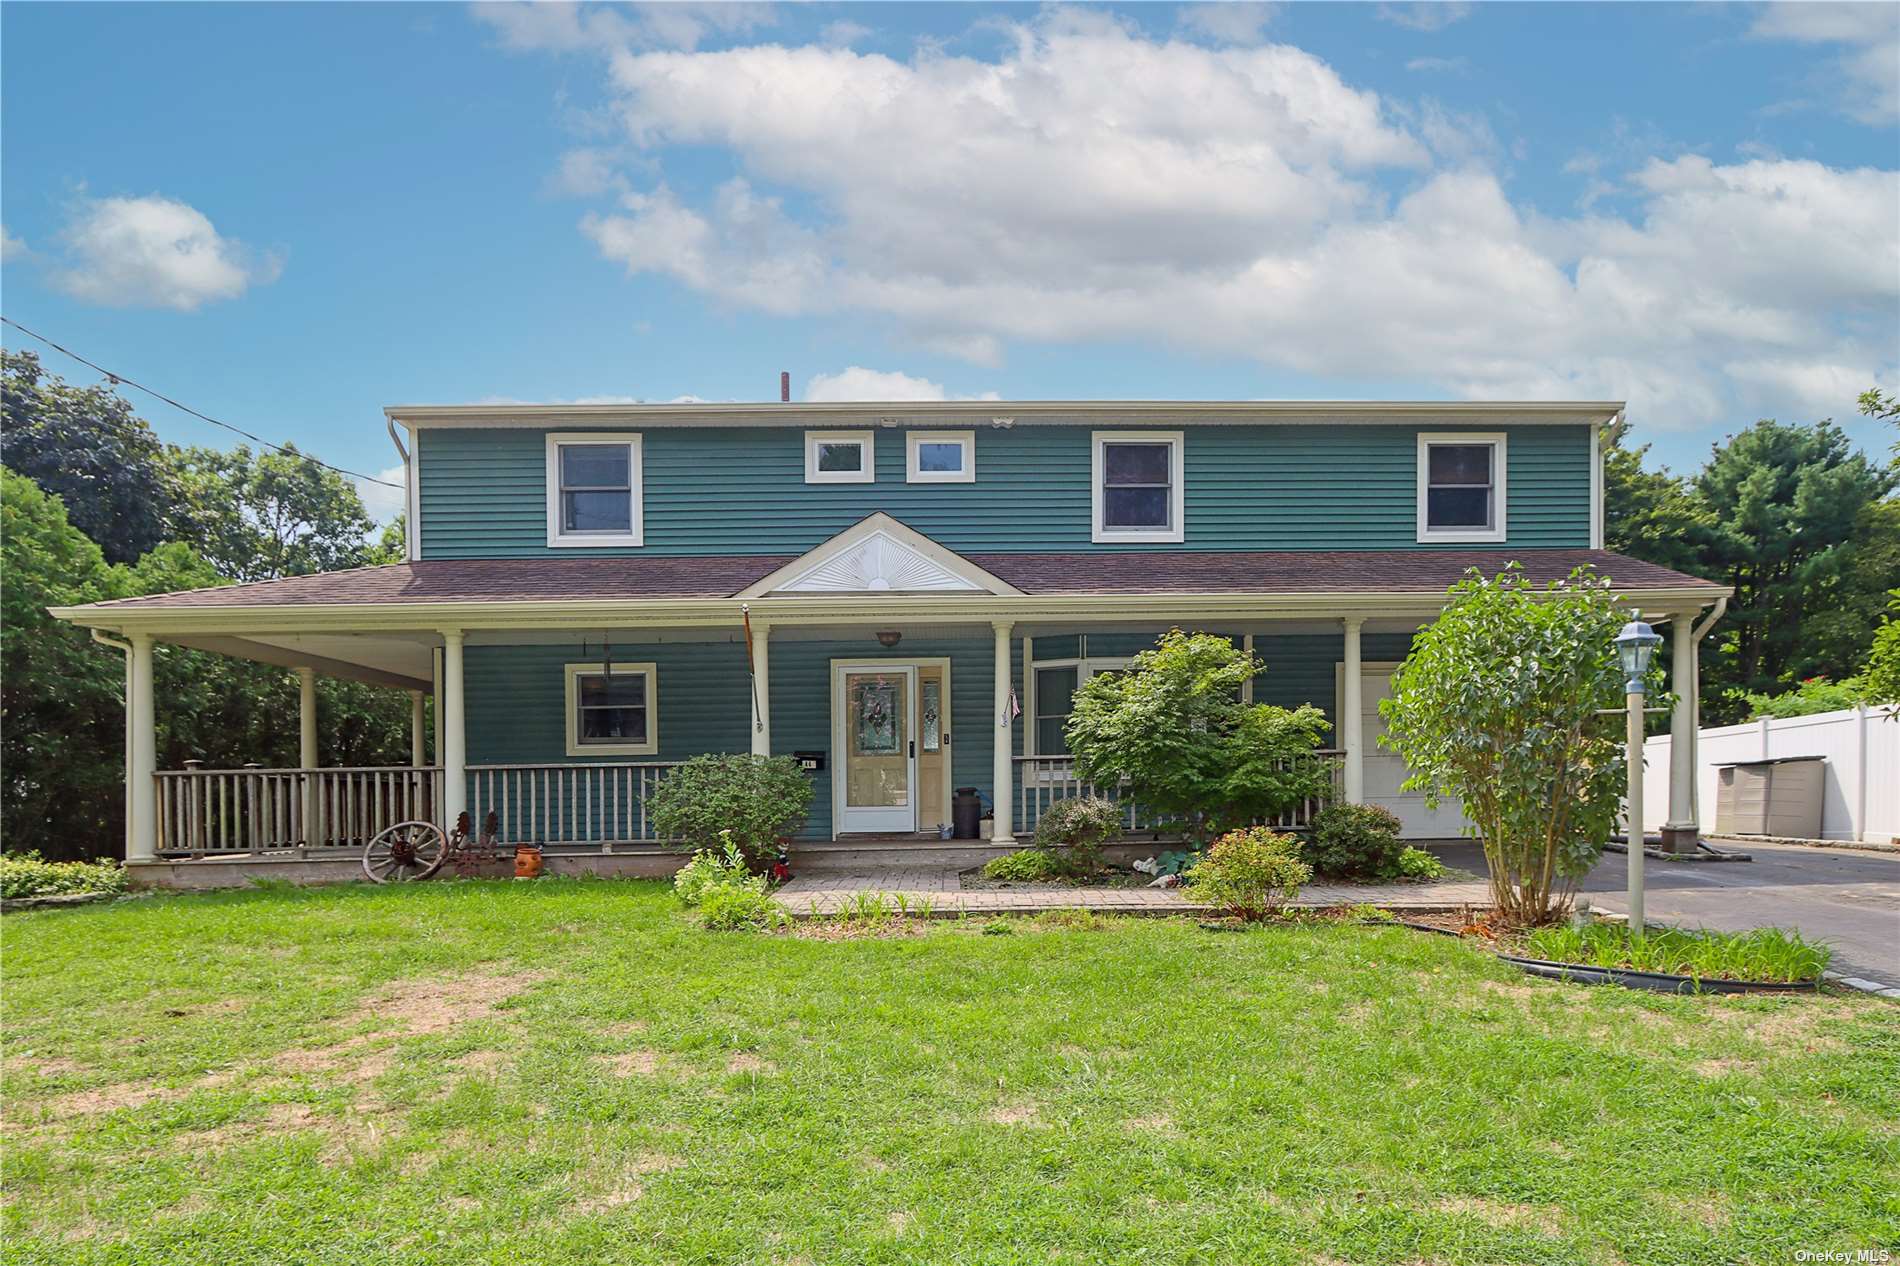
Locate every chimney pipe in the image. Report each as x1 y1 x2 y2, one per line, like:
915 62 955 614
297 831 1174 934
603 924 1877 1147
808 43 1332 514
780 371 790 403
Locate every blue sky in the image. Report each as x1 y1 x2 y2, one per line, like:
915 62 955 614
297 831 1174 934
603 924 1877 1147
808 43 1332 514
3 1 1896 518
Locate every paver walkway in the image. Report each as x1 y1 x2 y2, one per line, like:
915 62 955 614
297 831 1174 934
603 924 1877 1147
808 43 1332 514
777 866 1492 917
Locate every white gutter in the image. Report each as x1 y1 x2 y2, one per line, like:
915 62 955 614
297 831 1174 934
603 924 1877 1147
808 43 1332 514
1685 594 1730 831
386 416 416 562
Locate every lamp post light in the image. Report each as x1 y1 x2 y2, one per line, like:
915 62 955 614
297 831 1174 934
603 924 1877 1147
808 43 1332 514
1615 618 1664 936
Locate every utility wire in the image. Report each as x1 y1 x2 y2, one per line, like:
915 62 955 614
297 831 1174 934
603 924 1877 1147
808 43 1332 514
1 316 403 489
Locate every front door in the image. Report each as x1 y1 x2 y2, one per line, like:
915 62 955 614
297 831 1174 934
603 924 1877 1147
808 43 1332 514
835 665 917 834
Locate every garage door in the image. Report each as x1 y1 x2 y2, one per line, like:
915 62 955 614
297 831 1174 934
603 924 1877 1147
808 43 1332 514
1357 667 1472 840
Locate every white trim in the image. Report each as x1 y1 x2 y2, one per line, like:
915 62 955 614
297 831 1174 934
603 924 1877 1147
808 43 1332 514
735 513 1024 598
805 430 875 484
545 432 643 548
563 661 659 757
1025 648 1131 762
1590 419 1607 550
830 660 920 835
1092 430 1185 545
1416 431 1507 544
905 430 976 484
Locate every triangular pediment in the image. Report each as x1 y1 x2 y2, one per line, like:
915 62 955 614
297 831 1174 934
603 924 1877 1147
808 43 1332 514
736 514 1023 598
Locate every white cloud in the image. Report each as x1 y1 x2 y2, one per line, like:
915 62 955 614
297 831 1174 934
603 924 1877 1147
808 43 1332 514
1378 3 1472 33
804 366 999 402
547 147 629 197
820 20 870 48
356 464 408 524
1750 1 1899 124
0 225 25 262
51 195 280 311
1177 3 1282 45
471 1 774 53
1405 55 1467 73
532 10 1897 430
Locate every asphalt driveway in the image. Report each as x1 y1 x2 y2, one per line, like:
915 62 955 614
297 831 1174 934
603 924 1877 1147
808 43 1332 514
1437 839 1900 986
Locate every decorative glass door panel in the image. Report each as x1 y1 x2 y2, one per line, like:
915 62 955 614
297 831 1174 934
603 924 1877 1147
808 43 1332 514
839 668 915 833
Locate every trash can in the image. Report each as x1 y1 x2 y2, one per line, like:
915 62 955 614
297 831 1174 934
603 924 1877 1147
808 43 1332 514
952 787 983 840
1713 756 1825 839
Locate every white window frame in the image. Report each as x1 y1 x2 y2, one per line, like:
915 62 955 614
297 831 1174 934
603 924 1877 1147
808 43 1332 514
804 430 875 484
1025 653 1131 759
563 661 659 757
1416 431 1507 544
1091 430 1185 544
905 430 976 484
546 433 643 548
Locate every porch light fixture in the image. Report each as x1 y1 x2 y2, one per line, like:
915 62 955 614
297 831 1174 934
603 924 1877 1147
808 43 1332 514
876 630 902 648
1614 617 1662 936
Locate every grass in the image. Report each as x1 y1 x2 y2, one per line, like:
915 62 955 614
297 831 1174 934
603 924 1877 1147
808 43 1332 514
1521 923 1833 984
4 880 1896 1265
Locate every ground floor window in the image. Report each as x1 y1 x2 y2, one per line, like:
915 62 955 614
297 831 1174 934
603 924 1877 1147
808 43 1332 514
1028 641 1130 755
564 662 659 757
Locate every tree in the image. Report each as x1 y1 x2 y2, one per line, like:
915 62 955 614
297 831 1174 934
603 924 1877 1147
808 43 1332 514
1380 566 1641 925
1600 417 1713 576
165 442 377 581
1694 419 1893 719
1066 630 1333 844
1 349 178 563
1863 592 1900 708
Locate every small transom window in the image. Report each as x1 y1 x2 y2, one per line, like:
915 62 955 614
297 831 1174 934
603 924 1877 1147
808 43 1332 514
905 430 975 483
805 430 874 484
564 662 658 756
1417 433 1507 542
546 433 642 547
1092 431 1184 543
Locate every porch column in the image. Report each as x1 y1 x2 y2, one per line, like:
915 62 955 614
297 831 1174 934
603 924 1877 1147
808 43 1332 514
749 620 771 756
991 620 1016 845
1341 617 1364 804
440 630 467 824
127 632 156 863
409 691 427 766
297 666 318 846
1661 610 1700 851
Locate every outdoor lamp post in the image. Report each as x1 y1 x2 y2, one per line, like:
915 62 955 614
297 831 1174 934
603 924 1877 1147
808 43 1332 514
1615 618 1664 935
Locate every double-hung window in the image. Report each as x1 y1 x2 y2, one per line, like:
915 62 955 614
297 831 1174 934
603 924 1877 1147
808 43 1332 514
546 433 642 547
1091 431 1184 543
805 430 874 483
1417 432 1506 543
564 662 658 757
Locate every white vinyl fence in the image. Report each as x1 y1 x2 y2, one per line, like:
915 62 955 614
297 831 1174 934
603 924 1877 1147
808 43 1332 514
1642 705 1898 844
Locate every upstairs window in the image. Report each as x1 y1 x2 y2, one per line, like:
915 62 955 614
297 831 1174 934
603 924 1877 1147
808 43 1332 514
546 433 642 547
1417 433 1506 543
905 430 975 483
1092 431 1185 543
805 430 874 484
564 662 658 756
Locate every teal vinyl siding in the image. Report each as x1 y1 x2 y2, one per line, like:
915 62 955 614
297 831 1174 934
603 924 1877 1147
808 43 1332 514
417 424 1592 559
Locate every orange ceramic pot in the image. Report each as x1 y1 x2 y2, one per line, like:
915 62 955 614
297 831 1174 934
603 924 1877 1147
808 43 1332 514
514 844 544 879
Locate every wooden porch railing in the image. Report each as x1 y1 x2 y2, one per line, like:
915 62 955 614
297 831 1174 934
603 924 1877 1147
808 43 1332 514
1013 749 1343 838
154 766 442 855
466 761 683 851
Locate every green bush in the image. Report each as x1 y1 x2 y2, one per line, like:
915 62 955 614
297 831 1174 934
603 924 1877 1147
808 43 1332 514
1393 847 1445 880
1186 827 1310 920
0 851 127 900
698 884 788 932
1304 803 1406 879
673 832 759 908
649 754 814 864
981 848 1072 882
1031 796 1122 870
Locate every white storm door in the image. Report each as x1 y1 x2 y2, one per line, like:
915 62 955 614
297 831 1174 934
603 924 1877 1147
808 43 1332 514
834 665 918 834
1358 666 1473 840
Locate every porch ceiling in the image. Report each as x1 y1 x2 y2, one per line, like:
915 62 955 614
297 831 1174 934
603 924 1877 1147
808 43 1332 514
162 632 434 691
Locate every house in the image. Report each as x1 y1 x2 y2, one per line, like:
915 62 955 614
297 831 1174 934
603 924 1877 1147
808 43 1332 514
52 400 1729 884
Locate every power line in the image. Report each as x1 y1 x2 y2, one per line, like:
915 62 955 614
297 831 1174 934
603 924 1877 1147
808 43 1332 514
1 316 403 489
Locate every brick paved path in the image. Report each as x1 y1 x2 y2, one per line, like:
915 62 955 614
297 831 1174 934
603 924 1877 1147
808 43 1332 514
777 866 1492 917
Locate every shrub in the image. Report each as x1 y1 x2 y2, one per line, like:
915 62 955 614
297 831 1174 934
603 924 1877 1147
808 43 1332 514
1305 803 1406 879
698 884 788 932
1393 847 1445 880
981 848 1071 882
673 832 758 908
1185 827 1310 920
1066 630 1334 844
649 754 813 864
0 851 127 900
1032 796 1122 870
1380 565 1647 924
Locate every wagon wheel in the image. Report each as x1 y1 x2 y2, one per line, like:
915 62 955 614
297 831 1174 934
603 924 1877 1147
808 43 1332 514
362 820 450 883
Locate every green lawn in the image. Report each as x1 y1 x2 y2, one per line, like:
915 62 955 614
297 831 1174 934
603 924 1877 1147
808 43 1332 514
3 881 1895 1265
